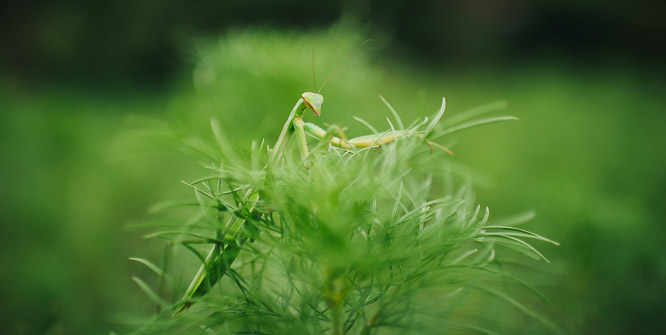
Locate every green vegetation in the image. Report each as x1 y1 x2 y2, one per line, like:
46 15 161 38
1 26 664 334
130 81 558 333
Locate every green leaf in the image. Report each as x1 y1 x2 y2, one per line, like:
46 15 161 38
425 97 447 136
129 257 181 294
443 100 508 126
434 116 519 138
352 116 379 133
483 226 560 245
469 284 564 335
380 95 405 129
132 276 167 309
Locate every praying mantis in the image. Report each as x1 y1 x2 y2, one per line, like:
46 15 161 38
270 40 407 164
271 91 418 163
270 90 452 166
172 41 452 315
271 39 452 164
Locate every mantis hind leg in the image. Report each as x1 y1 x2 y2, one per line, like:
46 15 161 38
305 122 407 149
303 122 353 150
319 125 353 150
347 130 410 148
302 121 453 154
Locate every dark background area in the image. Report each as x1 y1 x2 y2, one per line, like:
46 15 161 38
2 0 665 85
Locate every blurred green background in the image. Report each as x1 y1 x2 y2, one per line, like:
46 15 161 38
1 1 665 334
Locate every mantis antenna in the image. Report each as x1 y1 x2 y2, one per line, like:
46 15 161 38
312 44 316 91
317 39 374 94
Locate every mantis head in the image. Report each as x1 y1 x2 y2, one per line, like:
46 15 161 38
302 92 324 116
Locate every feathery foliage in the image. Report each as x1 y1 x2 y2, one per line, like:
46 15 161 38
129 94 558 334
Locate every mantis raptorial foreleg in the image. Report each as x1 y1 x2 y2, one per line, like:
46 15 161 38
292 116 310 162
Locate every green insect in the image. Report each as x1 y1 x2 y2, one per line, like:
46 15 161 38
271 90 452 165
271 92 411 162
271 40 451 164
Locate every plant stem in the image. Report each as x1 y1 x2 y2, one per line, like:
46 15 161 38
325 268 346 335
330 299 343 335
